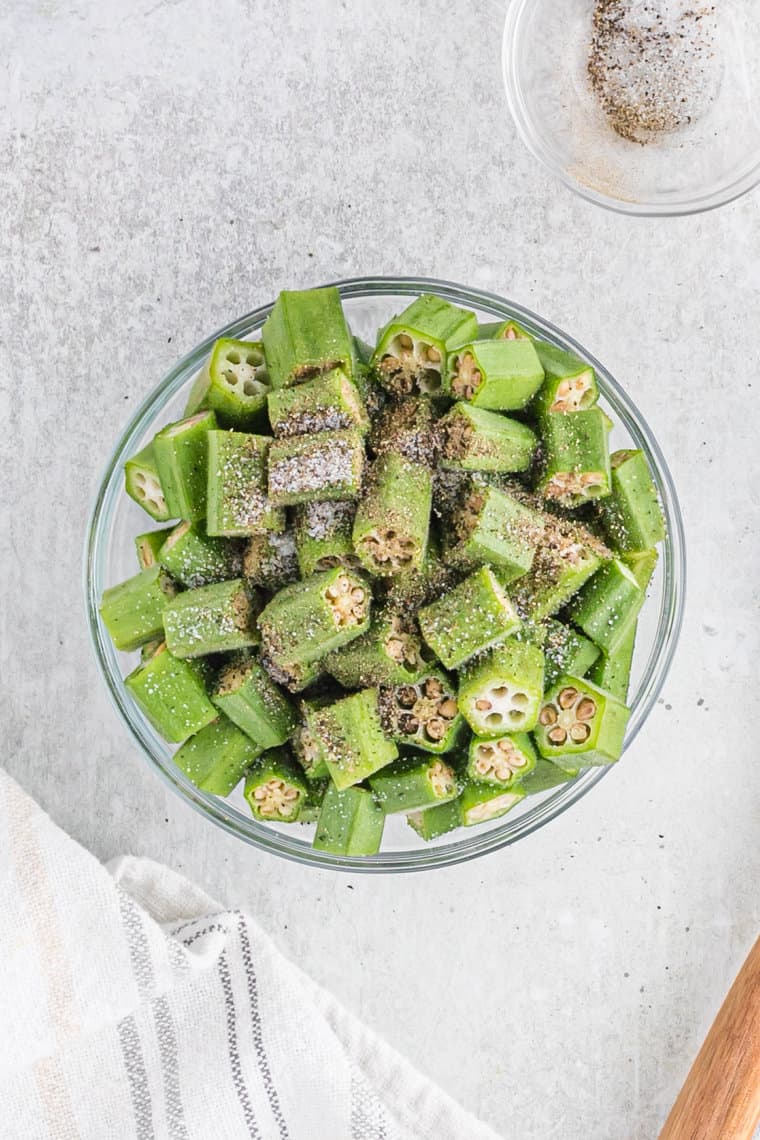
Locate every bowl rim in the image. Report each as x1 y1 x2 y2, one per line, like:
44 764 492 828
502 0 760 218
84 275 686 872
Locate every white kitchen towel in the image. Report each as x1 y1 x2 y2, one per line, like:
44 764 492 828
0 769 500 1140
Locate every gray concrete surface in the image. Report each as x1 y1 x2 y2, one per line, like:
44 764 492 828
2 1 759 1137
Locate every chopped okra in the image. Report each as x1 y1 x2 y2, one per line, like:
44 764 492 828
448 482 545 582
293 500 360 577
312 688 398 790
162 578 261 658
267 368 368 438
439 403 537 473
476 318 533 341
185 338 270 430
352 452 432 577
598 449 666 553
511 515 610 622
158 520 241 588
125 643 217 742
520 756 579 796
534 674 630 768
258 566 371 671
212 653 297 749
543 619 600 689
587 621 637 702
174 715 263 796
262 286 355 390
407 798 462 841
125 444 171 522
444 339 545 411
537 408 612 507
418 566 521 670
460 780 526 826
313 783 385 856
533 341 599 414
268 429 365 506
135 527 173 570
153 410 217 522
369 754 459 814
566 557 644 655
243 529 300 592
467 731 536 788
378 671 464 754
324 608 430 688
372 294 478 397
244 749 308 822
458 641 545 736
206 430 283 537
291 697 333 780
99 565 177 652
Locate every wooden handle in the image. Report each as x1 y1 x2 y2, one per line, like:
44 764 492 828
658 936 760 1140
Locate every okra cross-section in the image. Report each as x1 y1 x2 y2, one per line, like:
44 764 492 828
566 557 644 655
312 688 398 790
533 341 598 414
185 338 270 431
378 671 463 754
212 653 297 749
439 403 537 473
313 783 385 856
267 429 365 506
294 500 361 577
352 453 432 577
135 528 173 570
537 409 611 507
243 530 300 592
418 566 521 670
369 754 459 815
444 339 545 411
449 482 545 582
99 564 178 652
458 640 545 736
599 449 666 553
158 520 241 588
324 609 430 688
125 643 217 742
244 749 308 822
125 443 171 522
371 294 478 397
153 410 218 522
510 515 609 622
534 674 630 768
459 779 526 826
162 578 261 658
173 715 263 796
262 286 355 390
467 731 536 788
206 431 284 537
257 566 371 670
267 368 369 437
291 697 333 780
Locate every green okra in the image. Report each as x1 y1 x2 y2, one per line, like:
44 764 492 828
243 530 300 592
312 688 398 790
294 500 360 577
324 609 430 688
173 715 263 796
418 566 521 670
458 640 545 736
448 482 545 582
587 621 637 702
352 452 432 577
212 653 297 748
510 516 610 623
185 338 270 430
533 341 598 414
444 339 545 411
297 778 329 823
378 671 464 755
537 409 611 507
258 566 371 670
262 286 354 390
467 731 536 787
313 783 385 856
380 531 459 612
520 756 579 796
99 565 178 652
135 528 173 570
351 335 386 419
267 429 365 506
244 749 308 822
153 410 217 522
372 294 478 397
623 548 658 591
476 319 533 341
459 779 525 826
140 638 164 663
206 431 284 537
125 643 217 742
291 697 333 779
267 368 368 438
162 578 261 658
260 653 323 695
369 753 459 815
439 403 537 473
369 397 439 468
407 798 462 841
124 443 172 522
158 520 241 588
598 449 666 553
534 674 630 768
566 557 644 655
543 619 600 688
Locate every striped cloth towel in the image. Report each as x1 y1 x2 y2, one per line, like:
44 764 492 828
0 769 500 1140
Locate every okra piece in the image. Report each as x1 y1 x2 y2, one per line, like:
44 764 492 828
369 754 459 815
352 453 432 577
476 319 533 341
407 799 462 841
313 783 385 856
267 429 365 506
140 637 164 663
162 578 261 658
534 674 630 768
294 500 360 577
444 339 545 411
378 671 464 755
244 749 308 822
291 697 333 779
206 430 284 537
566 557 644 655
260 653 322 695
543 619 600 688
351 335 386 419
418 566 521 670
369 397 439 469
243 530 299 592
537 409 611 507
588 621 637 702
380 532 459 612
125 643 217 742
297 778 329 823
458 640 545 736
185 338 270 430
439 403 537 473
448 483 545 582
173 715 263 796
267 368 368 437
520 756 579 796
623 548 658 591
511 516 609 623
533 341 598 414
158 520 241 588
324 609 430 688
312 688 398 790
124 443 172 522
153 410 217 522
212 654 297 749
135 527 173 570
459 780 525 826
372 294 478 397
262 286 354 389
258 566 371 669
467 731 536 787
598 449 666 553
99 565 178 652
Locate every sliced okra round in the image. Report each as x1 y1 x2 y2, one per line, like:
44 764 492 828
520 756 579 796
293 500 361 578
153 410 218 522
467 731 536 788
379 671 463 755
162 578 261 659
533 341 598 414
534 674 630 768
124 443 171 522
244 749 308 822
371 295 478 397
257 566 371 671
543 619 600 689
369 754 459 815
418 565 521 670
444 339 544 411
352 452 432 577
185 338 269 430
458 640 545 737
476 319 533 341
537 408 612 507
459 780 525 827
369 397 440 469
99 564 177 653
587 621 637 703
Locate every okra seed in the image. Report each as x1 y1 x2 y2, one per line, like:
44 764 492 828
548 727 567 745
539 704 558 726
243 380 257 396
226 351 241 364
424 678 443 699
486 713 503 728
491 686 509 699
438 698 458 719
399 713 420 734
398 334 413 351
475 698 492 711
427 347 441 363
570 723 591 743
512 692 529 708
576 698 597 721
398 686 418 709
558 687 579 710
426 718 445 741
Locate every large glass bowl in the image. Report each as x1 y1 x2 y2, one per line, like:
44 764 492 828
85 277 685 871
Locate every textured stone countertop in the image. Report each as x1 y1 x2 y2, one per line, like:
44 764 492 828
2 2 759 1137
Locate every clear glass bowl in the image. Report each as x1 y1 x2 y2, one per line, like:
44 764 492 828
503 0 760 216
85 277 686 871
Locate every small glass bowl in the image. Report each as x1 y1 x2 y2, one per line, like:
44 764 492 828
503 0 760 216
85 277 685 872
